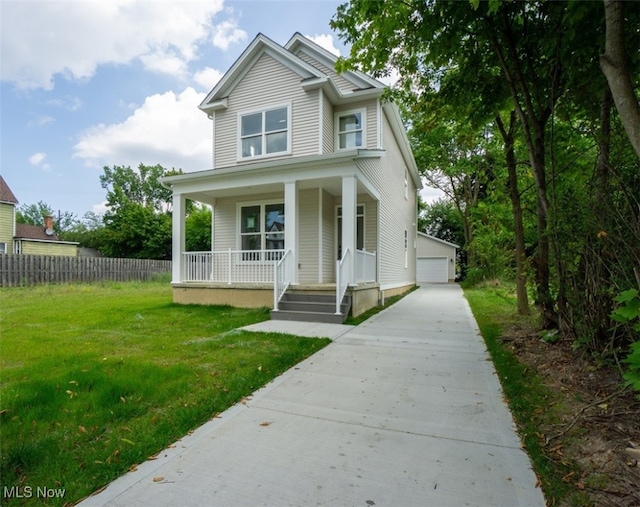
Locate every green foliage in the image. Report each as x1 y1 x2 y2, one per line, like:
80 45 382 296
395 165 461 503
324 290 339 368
16 201 77 234
99 164 178 259
611 289 640 398
623 342 640 399
333 0 640 355
185 204 212 252
0 282 329 505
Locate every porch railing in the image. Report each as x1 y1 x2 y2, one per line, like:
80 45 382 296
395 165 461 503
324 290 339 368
273 249 292 311
336 248 351 314
355 249 376 283
182 249 285 284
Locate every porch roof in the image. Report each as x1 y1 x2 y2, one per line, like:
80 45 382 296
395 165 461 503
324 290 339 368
161 150 384 204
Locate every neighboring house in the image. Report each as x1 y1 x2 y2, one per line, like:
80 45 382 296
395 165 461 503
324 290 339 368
162 33 422 322
0 175 18 254
416 232 459 284
0 176 78 256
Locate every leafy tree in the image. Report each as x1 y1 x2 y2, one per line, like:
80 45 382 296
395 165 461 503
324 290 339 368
332 0 639 350
16 201 77 235
185 204 212 252
99 164 180 259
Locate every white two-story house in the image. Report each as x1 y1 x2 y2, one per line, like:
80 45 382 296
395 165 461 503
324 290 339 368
163 33 421 322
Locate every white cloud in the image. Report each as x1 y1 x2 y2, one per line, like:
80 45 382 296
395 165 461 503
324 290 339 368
28 115 55 128
193 67 224 91
28 152 46 166
73 87 211 171
305 34 341 57
1 0 226 90
212 20 247 51
91 201 109 215
27 152 51 172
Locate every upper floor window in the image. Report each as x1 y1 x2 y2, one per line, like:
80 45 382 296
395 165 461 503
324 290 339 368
239 105 290 160
335 109 366 150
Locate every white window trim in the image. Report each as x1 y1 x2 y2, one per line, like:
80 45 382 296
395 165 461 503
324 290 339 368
0 242 6 254
236 199 285 261
237 103 292 162
334 107 366 151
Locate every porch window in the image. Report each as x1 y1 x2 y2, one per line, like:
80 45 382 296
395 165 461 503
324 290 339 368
335 109 365 150
337 204 365 259
239 202 285 260
239 105 290 159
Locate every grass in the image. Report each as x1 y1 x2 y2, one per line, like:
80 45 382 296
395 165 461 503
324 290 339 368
0 281 330 506
462 281 577 506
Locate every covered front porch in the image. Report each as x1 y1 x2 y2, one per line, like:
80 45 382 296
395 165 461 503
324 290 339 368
163 151 385 320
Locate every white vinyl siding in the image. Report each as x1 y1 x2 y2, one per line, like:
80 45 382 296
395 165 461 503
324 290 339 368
322 92 334 154
213 193 283 251
321 189 334 282
214 53 319 168
298 189 318 284
356 112 417 289
294 50 355 93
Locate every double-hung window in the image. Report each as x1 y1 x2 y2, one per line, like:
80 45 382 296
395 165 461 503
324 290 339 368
335 109 365 150
239 202 285 261
239 105 290 159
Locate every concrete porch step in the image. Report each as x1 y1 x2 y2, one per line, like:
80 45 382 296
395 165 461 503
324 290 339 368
270 309 347 324
271 293 352 323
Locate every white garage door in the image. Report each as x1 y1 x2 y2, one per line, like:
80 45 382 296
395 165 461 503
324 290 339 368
417 257 448 284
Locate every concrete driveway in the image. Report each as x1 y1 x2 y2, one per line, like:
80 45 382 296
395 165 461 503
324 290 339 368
78 284 545 507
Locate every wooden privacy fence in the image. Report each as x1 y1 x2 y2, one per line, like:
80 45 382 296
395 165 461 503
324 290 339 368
0 254 171 287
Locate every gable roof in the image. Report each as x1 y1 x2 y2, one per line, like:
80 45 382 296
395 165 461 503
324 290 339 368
418 232 460 249
0 175 19 204
15 223 60 241
199 32 385 114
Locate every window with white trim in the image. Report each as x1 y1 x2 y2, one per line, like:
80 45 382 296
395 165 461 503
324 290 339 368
335 109 365 150
239 105 290 159
238 202 285 261
0 242 6 254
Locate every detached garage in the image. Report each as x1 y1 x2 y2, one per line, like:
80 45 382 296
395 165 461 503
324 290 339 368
416 232 459 284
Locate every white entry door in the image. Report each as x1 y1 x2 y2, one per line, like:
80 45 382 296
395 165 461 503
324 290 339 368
417 257 448 284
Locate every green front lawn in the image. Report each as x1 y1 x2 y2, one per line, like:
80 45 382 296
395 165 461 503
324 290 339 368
0 281 330 506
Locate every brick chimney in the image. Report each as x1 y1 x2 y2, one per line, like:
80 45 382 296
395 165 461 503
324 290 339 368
44 215 54 235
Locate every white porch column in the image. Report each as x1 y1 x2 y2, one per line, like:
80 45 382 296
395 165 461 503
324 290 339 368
284 181 298 284
172 193 186 283
342 175 357 285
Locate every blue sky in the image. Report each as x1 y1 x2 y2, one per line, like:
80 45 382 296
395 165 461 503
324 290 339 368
1 0 440 220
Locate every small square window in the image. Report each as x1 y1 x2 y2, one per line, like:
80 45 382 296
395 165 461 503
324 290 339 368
336 109 365 150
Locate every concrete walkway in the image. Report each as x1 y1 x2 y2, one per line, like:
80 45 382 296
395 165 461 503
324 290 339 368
78 284 545 507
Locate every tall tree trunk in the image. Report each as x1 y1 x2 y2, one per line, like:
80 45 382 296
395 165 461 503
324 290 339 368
486 12 558 328
496 112 530 315
600 0 640 157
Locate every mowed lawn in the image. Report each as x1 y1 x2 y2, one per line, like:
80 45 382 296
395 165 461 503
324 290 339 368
0 281 330 506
